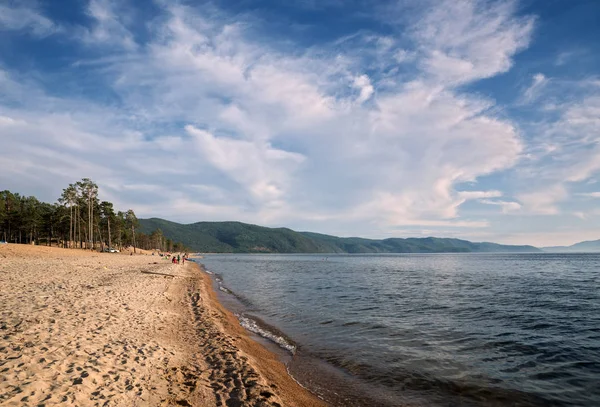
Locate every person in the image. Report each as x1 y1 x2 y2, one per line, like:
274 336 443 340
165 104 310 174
172 256 176 264
177 254 181 264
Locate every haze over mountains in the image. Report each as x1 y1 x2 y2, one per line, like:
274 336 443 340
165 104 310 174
139 218 542 254
542 240 600 253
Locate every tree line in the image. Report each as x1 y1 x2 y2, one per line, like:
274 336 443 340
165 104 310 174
0 178 188 252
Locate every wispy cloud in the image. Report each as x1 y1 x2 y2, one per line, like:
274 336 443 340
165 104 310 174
479 199 522 213
517 184 567 215
521 73 548 103
0 1 57 37
80 0 137 49
413 0 534 85
577 192 600 198
3 0 599 245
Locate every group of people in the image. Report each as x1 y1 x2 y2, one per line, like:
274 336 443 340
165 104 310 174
155 252 188 264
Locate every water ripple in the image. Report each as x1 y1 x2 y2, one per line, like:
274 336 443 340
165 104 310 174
202 253 600 406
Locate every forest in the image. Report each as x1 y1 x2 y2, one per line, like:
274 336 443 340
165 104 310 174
0 178 187 253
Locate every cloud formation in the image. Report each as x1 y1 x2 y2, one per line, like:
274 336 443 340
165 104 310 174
0 0 599 245
0 1 57 37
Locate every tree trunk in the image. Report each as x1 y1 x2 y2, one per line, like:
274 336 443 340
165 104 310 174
70 204 73 248
75 206 78 248
89 197 92 250
78 212 81 249
97 223 104 252
107 218 112 249
132 225 136 253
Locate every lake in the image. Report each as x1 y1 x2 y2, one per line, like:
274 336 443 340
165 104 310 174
200 253 600 406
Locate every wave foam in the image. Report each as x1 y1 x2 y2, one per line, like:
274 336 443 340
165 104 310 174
238 315 296 354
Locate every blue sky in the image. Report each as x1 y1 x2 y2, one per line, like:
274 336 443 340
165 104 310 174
1 0 599 246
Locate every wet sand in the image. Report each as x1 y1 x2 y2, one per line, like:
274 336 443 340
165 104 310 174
0 244 326 407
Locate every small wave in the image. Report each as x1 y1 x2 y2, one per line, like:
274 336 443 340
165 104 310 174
219 286 231 294
237 315 296 354
204 269 214 275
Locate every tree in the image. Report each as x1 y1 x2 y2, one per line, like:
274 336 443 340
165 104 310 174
0 181 187 251
21 196 42 244
77 178 98 249
0 190 13 242
60 184 77 248
150 229 164 251
126 209 139 253
0 191 19 243
99 201 115 250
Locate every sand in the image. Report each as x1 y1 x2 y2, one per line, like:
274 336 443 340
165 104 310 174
0 244 326 407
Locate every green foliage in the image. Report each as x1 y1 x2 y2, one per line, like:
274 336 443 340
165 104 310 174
138 218 541 253
0 181 188 251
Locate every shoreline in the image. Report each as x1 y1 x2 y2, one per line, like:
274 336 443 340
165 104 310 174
0 244 326 406
201 259 400 407
190 263 327 407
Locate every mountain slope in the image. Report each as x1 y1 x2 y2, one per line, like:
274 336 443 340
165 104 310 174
139 218 541 253
543 239 600 252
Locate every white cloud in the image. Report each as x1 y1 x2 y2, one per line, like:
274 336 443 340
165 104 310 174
458 190 503 200
81 0 137 49
353 74 374 104
185 125 305 206
518 93 600 211
521 73 548 103
555 49 586 66
0 0 547 241
414 0 535 85
517 185 567 215
0 2 57 37
577 192 600 198
394 49 415 63
479 199 522 213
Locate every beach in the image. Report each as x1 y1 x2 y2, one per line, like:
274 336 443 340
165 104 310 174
0 244 326 407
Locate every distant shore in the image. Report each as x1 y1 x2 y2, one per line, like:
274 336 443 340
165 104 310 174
0 244 325 406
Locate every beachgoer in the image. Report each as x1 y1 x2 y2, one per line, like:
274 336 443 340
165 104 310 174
177 254 181 264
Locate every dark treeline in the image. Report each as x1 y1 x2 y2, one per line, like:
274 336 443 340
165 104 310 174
0 178 188 252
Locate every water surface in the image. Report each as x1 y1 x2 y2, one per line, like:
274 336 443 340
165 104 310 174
200 253 600 406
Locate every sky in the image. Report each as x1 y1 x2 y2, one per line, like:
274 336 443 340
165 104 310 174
1 0 599 246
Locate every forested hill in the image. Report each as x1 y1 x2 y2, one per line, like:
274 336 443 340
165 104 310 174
138 218 541 254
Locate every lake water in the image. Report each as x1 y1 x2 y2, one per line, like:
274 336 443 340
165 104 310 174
199 253 600 406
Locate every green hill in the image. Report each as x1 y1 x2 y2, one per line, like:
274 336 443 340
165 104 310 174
138 218 541 254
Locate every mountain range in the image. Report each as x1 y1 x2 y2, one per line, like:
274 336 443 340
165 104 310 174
542 240 600 253
138 218 542 254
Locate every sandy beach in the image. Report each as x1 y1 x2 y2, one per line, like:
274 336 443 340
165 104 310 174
0 244 326 407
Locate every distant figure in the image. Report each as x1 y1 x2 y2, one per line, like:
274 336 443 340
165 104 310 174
177 254 181 264
172 256 177 264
